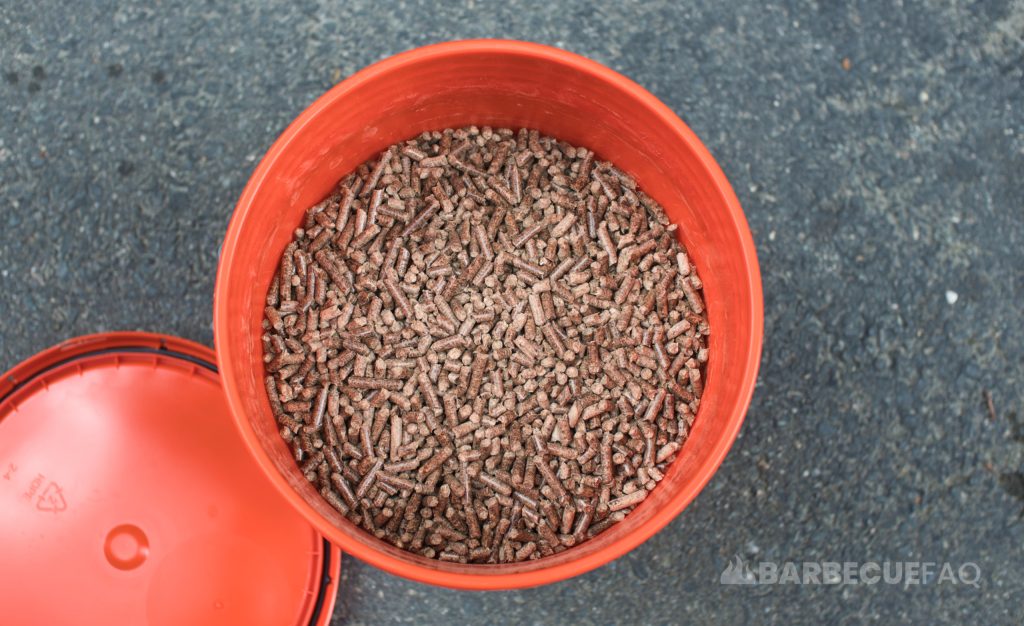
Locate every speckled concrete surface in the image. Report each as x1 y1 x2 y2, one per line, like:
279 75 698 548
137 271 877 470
1 1 1022 624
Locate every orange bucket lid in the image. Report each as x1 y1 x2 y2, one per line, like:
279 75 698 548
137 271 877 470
0 332 341 626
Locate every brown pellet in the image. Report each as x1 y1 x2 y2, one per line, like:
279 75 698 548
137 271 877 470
608 488 648 512
355 459 383 500
263 126 708 563
550 213 577 238
656 441 681 464
331 472 358 508
477 472 513 496
418 447 453 481
515 542 538 560
321 487 349 514
378 472 418 492
347 376 403 391
534 457 568 502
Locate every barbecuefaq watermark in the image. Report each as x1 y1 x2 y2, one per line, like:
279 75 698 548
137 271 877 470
720 554 981 588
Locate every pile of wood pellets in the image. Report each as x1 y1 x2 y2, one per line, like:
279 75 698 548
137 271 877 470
262 126 709 564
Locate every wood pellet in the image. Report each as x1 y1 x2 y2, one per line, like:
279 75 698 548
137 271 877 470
262 126 709 564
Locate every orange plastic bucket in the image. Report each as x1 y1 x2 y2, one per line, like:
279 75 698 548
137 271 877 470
215 39 763 590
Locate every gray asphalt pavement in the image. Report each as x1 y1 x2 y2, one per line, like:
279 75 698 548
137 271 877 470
1 1 1022 624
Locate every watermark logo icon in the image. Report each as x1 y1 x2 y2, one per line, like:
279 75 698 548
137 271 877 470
720 554 757 585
